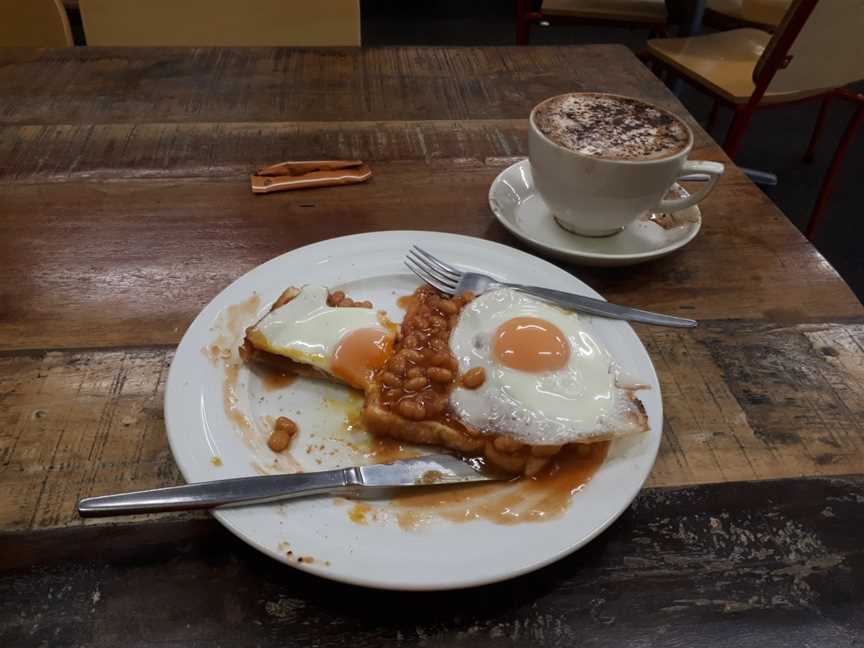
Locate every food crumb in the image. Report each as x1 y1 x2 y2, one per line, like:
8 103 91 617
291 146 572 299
299 556 314 564
210 456 223 467
415 470 445 485
348 502 376 524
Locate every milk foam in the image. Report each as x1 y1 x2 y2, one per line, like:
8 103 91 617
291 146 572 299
534 93 690 160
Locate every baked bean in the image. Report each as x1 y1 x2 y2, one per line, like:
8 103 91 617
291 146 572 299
437 299 457 315
403 333 421 349
380 371 401 387
460 367 486 389
447 356 460 373
427 367 453 383
268 417 298 452
462 291 475 302
397 398 427 420
413 316 429 330
328 290 345 306
403 349 423 363
429 352 450 367
405 376 428 391
406 367 424 379
388 356 407 375
429 316 446 330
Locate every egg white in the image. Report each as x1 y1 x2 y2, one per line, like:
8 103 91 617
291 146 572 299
246 285 386 374
448 288 647 445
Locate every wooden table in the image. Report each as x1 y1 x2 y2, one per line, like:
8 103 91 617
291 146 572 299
1 45 862 646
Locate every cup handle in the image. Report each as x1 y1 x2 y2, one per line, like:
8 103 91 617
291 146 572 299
656 160 725 212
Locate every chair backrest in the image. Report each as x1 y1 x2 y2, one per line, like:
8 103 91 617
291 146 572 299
79 0 360 46
742 0 792 26
0 0 73 47
755 0 864 95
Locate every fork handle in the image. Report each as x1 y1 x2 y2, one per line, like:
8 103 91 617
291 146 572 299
508 285 697 328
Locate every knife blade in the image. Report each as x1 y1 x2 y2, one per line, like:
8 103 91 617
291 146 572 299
77 454 500 518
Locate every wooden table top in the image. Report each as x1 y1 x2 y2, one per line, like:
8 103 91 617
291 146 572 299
1 45 862 646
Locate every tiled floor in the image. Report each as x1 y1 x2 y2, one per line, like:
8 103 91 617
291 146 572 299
361 0 864 302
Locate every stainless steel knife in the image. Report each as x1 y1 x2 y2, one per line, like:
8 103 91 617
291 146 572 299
77 454 500 517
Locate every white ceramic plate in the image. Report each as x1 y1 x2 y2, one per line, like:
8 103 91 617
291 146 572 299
490 159 701 267
165 231 662 590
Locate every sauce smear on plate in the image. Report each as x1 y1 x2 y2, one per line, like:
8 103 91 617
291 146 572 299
393 442 609 528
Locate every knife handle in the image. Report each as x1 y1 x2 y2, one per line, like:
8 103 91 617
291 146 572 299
77 469 359 517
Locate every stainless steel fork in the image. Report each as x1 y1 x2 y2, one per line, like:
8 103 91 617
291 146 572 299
405 246 697 328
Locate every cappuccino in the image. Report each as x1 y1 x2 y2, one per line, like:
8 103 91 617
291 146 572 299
533 93 690 161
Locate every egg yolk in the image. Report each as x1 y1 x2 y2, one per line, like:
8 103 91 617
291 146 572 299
331 328 394 390
492 317 570 372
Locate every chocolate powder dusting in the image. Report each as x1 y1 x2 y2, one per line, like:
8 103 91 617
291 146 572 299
534 93 689 160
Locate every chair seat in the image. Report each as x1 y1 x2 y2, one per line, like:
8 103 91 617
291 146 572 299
648 29 824 104
542 0 667 24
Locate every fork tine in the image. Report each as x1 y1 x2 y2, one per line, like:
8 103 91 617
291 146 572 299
406 250 458 288
404 260 456 295
410 246 461 280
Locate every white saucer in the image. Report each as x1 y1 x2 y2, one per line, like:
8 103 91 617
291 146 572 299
489 159 701 267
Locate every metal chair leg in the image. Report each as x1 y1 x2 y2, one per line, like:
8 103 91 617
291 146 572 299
803 94 833 163
805 103 864 240
516 0 531 44
723 105 756 158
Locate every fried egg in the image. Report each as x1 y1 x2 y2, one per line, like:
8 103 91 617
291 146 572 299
246 285 395 390
449 288 647 445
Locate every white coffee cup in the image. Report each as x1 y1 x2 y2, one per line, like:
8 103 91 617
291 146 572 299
529 92 725 237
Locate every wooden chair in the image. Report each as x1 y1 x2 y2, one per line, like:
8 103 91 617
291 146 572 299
79 0 360 46
516 0 668 45
705 0 791 29
0 0 73 47
646 0 864 158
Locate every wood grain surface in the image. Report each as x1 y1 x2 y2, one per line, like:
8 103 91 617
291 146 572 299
0 45 862 546
2 476 862 646
2 321 863 532
0 46 707 126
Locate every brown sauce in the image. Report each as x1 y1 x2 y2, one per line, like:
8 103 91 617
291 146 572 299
396 294 417 310
225 294 261 338
223 363 254 438
348 502 375 524
393 442 609 528
256 366 297 391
